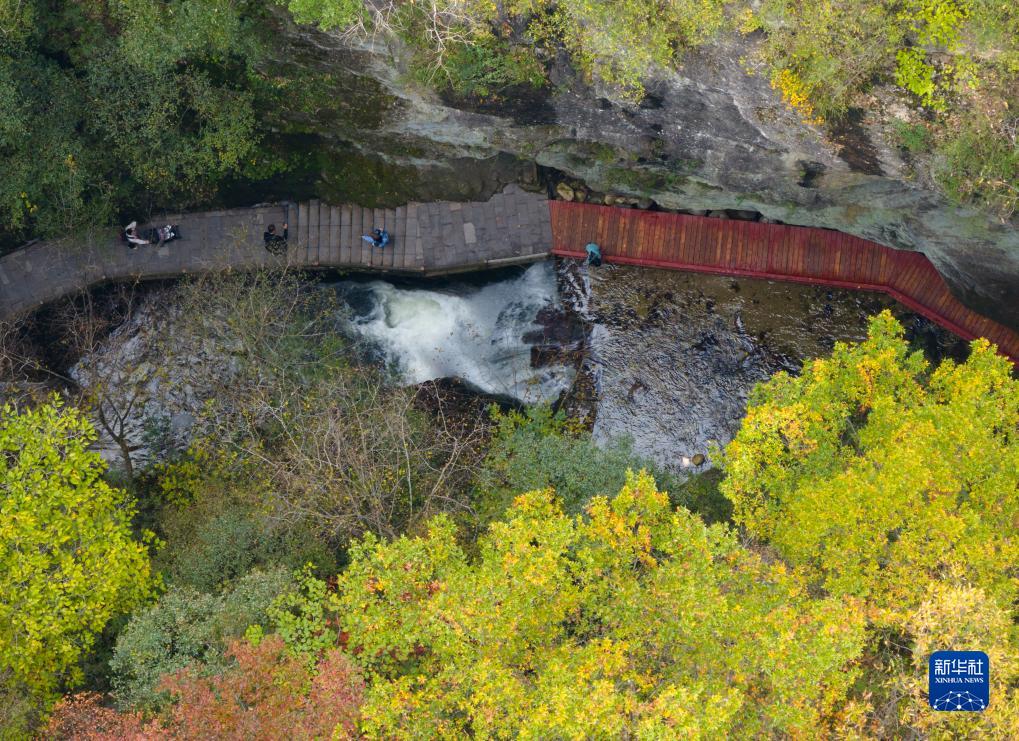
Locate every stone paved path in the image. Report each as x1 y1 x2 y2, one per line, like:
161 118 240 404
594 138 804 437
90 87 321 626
0 185 552 320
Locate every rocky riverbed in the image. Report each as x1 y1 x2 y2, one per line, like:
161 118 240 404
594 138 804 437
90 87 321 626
56 260 961 477
556 259 962 472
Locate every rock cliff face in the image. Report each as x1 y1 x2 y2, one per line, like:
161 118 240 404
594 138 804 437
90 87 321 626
273 18 1019 331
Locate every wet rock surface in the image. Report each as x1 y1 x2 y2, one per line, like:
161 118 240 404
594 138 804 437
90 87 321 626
558 259 964 473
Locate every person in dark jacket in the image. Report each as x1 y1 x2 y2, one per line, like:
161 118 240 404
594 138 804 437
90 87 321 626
264 222 288 254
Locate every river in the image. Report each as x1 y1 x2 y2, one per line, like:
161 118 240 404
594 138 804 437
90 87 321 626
331 263 576 405
58 258 959 473
332 259 961 473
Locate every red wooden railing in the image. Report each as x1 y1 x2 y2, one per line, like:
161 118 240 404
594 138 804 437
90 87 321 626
549 201 1019 363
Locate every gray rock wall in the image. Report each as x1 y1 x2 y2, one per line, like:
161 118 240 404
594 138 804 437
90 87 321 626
273 18 1019 331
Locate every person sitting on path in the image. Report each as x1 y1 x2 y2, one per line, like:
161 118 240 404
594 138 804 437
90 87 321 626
264 222 288 254
123 221 151 249
155 224 180 244
361 227 390 248
146 224 178 247
585 242 603 267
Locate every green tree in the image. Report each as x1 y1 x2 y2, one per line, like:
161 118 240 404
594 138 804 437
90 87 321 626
152 443 335 593
0 398 155 718
0 0 279 242
472 404 729 526
304 472 865 736
719 311 1019 617
109 567 294 712
281 0 727 100
0 47 95 237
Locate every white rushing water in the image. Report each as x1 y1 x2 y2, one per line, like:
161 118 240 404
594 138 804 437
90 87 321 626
335 261 574 404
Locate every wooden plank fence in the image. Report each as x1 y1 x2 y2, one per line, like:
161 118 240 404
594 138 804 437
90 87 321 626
549 201 1019 363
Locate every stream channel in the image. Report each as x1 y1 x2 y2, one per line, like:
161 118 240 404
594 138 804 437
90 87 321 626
331 258 962 474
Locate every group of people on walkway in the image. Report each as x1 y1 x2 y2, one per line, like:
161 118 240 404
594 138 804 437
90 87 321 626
126 209 599 270
125 202 392 255
260 223 391 253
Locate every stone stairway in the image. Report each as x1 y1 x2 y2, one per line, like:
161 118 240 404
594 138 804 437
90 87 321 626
0 185 553 320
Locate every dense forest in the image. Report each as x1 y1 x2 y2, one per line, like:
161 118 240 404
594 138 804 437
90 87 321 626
1 0 1016 248
2 277 1017 736
3 0 1019 738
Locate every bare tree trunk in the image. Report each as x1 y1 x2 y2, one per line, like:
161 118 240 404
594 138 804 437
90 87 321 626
51 282 153 480
168 268 488 545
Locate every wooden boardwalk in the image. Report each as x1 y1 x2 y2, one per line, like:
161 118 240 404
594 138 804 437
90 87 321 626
0 185 552 319
550 201 1019 363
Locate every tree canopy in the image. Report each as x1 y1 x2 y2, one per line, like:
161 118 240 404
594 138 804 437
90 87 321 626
720 311 1019 618
0 397 155 721
717 311 1019 738
297 472 866 737
35 328 1019 738
0 0 277 243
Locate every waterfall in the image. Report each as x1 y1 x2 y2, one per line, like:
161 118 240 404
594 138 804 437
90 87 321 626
335 262 574 404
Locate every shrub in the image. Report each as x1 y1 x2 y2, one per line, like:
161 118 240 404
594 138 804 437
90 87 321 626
473 405 668 522
892 120 932 153
152 443 336 592
472 405 731 527
435 38 546 98
49 638 365 739
937 112 1019 220
158 501 335 593
109 568 294 712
